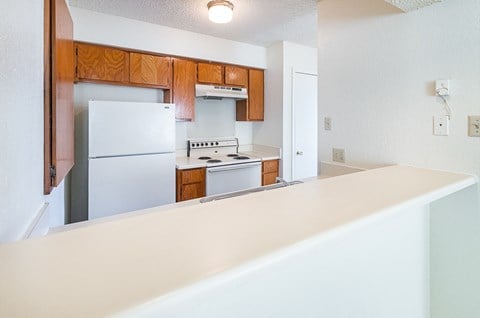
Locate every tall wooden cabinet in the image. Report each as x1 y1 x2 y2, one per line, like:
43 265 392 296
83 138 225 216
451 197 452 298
165 59 197 121
44 0 75 194
236 69 264 121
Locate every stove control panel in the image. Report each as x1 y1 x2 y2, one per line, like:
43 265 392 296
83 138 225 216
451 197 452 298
188 139 238 149
187 138 239 156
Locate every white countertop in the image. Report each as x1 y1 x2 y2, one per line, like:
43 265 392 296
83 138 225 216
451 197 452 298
0 166 476 317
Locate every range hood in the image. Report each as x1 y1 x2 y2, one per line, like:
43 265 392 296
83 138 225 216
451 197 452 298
195 84 248 100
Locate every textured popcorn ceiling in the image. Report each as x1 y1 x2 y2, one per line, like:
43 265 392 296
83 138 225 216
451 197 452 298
68 0 317 47
384 0 443 11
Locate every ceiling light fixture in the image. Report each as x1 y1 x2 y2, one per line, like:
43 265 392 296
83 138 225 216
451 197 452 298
207 0 234 24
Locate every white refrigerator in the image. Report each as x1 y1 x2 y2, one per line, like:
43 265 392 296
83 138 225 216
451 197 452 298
88 100 175 220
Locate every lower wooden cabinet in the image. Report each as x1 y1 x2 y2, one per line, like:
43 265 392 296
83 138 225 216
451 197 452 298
176 168 206 202
262 159 280 186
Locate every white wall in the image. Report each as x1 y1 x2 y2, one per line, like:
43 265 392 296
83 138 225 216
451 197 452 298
430 184 480 317
70 7 267 69
317 0 480 182
0 0 66 242
254 42 318 180
252 43 284 148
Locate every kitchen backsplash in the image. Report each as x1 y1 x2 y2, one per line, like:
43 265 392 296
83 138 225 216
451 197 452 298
175 98 253 150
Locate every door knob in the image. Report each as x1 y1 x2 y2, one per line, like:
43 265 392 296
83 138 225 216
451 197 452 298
296 151 304 155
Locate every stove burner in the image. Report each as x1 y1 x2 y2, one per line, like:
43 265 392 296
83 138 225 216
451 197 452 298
234 156 250 160
227 154 239 157
207 159 222 163
198 156 212 160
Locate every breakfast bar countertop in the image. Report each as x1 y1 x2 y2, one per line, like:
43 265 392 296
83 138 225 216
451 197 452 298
0 165 476 318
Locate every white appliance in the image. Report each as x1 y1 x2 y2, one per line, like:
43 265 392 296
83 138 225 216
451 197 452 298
88 101 175 220
195 84 248 100
186 138 261 196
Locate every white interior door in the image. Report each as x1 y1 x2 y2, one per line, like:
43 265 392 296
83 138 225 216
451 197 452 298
292 72 318 180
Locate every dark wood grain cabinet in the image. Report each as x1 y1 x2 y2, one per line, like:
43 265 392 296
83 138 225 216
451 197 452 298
176 168 206 202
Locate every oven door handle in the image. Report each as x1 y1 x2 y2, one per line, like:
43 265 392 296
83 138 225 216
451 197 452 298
207 162 261 173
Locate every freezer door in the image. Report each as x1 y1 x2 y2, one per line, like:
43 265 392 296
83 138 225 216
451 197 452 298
89 101 175 157
88 153 175 220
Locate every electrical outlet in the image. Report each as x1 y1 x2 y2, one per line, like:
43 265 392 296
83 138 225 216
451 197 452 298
433 115 450 136
436 79 450 96
468 116 480 137
332 148 345 163
324 117 332 131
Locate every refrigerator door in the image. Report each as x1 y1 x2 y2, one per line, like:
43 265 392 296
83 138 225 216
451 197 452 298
88 153 175 219
89 101 175 158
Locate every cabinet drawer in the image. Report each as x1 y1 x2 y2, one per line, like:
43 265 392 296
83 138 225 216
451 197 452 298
262 160 279 174
179 168 205 184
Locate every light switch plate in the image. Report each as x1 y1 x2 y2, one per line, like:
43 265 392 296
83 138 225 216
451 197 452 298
324 117 332 131
433 115 450 136
468 116 480 137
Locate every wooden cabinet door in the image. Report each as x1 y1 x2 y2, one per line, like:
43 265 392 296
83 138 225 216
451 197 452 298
76 43 129 83
44 0 74 194
170 59 197 121
225 66 248 87
176 168 206 202
248 69 264 120
197 63 223 85
130 53 171 88
262 160 279 186
236 69 264 121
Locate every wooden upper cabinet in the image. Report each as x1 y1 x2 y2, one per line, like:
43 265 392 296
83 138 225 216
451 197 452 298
167 59 197 121
75 43 129 83
225 66 248 87
44 0 75 194
197 63 223 85
129 53 171 88
236 69 264 121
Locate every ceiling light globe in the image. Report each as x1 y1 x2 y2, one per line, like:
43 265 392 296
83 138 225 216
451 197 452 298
208 1 234 24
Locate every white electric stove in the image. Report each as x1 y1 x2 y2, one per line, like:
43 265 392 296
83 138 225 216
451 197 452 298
187 138 262 196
